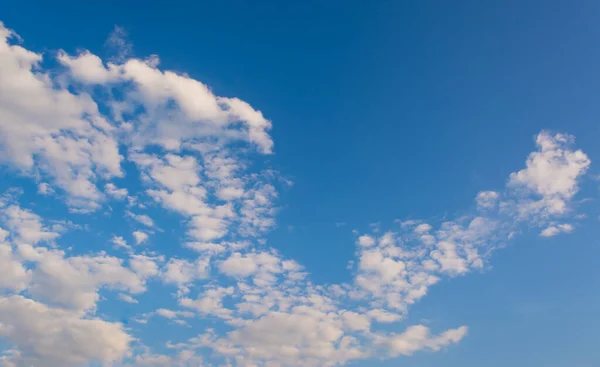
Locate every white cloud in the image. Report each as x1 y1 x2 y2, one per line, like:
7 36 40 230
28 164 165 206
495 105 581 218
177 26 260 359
111 235 129 249
359 248 406 282
0 23 123 211
476 191 499 210
510 132 589 198
193 308 364 367
161 258 209 294
58 50 120 84
60 52 274 154
357 235 375 247
118 293 138 304
1 19 275 214
218 252 259 277
1 204 59 244
154 308 194 320
540 223 574 237
341 311 370 331
0 238 30 292
347 131 595 317
37 182 54 195
18 243 149 312
0 295 131 367
131 350 203 367
187 213 230 242
184 241 226 254
508 131 590 217
414 223 432 234
126 211 154 227
217 186 245 201
238 183 278 237
133 230 149 245
135 154 201 193
179 286 235 320
375 325 468 357
131 151 249 244
430 240 469 274
129 254 160 278
218 252 281 281
367 309 402 323
0 20 595 367
105 183 128 200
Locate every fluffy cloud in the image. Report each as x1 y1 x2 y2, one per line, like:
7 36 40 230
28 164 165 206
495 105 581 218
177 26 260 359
105 183 129 200
507 131 590 218
357 235 375 247
476 190 499 210
414 223 432 234
509 132 589 199
0 23 123 211
111 235 130 249
0 20 594 367
161 257 209 296
0 295 131 367
180 286 235 320
58 51 273 154
348 131 590 319
126 211 155 227
37 182 54 195
19 243 150 312
540 223 574 237
133 230 149 245
182 310 365 367
0 18 275 213
0 232 29 292
374 325 468 357
118 293 139 304
0 204 59 245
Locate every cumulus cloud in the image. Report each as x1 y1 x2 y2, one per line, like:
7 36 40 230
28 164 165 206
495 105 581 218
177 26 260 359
118 293 138 304
0 233 30 292
357 235 375 247
0 204 59 245
476 190 499 210
179 286 235 320
37 182 54 195
0 18 274 213
414 223 432 234
374 325 468 357
0 23 123 211
0 129 590 367
126 211 155 227
105 183 129 200
18 243 150 312
0 295 131 367
111 235 130 249
58 52 273 154
133 230 149 245
507 131 590 218
540 223 574 237
160 257 209 297
0 20 593 367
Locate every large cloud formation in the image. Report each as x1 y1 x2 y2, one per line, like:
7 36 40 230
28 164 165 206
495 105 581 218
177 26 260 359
0 21 592 367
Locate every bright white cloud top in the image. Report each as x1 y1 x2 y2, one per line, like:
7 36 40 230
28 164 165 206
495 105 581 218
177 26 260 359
0 21 593 367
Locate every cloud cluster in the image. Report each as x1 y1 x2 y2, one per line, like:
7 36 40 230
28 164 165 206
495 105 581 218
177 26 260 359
0 20 273 213
0 296 131 367
0 21 593 367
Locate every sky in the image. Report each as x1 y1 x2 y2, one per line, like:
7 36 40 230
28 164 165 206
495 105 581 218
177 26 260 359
0 1 599 366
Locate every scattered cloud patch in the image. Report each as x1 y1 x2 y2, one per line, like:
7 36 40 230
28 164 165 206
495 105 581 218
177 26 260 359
0 21 592 367
133 231 149 245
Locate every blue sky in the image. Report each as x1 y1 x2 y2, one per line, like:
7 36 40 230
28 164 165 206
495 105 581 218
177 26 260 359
0 1 599 366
